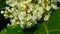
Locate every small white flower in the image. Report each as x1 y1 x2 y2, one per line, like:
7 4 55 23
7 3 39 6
16 22 20 24
38 0 41 4
1 11 4 14
25 15 31 21
20 21 26 28
11 8 15 11
32 15 37 20
18 12 26 20
26 22 32 28
7 23 11 26
27 9 31 13
4 14 8 17
46 5 51 11
9 15 13 18
6 7 9 10
51 4 59 9
10 19 15 25
44 15 51 21
20 24 25 28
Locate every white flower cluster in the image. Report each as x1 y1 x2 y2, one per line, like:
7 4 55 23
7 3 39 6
1 0 58 28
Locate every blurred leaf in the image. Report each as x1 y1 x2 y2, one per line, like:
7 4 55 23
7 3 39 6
0 8 60 34
0 25 24 34
0 0 6 9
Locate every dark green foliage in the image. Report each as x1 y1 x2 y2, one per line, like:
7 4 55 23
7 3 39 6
0 0 6 9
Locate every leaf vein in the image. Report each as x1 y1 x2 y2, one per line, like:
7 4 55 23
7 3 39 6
43 23 49 34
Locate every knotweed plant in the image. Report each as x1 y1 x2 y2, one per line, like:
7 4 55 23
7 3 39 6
1 0 59 28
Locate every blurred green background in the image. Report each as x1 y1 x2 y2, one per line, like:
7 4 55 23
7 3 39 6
0 0 6 9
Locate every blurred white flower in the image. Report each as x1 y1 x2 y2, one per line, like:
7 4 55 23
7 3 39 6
51 4 59 9
1 11 4 14
18 12 26 20
26 22 32 28
46 5 51 11
1 0 59 28
44 15 51 21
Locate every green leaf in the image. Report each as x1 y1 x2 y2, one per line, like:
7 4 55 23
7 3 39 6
0 25 24 34
1 8 60 34
0 0 8 10
0 0 6 8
